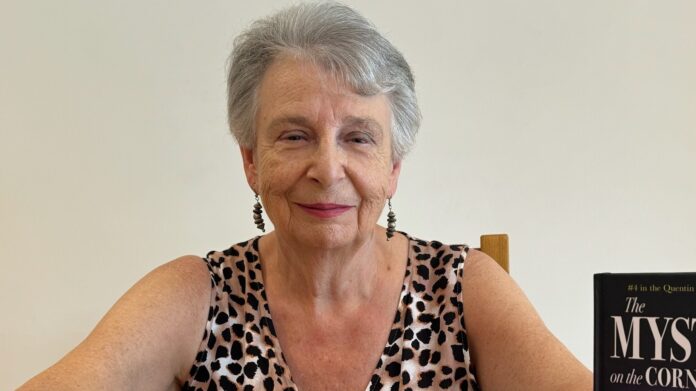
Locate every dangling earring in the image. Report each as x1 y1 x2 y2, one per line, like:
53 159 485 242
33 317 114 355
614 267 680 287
386 198 396 241
253 193 265 233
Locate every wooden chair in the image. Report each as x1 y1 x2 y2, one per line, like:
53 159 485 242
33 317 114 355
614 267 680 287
479 234 509 273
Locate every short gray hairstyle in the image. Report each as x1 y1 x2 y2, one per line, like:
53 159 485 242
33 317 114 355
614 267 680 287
227 2 421 161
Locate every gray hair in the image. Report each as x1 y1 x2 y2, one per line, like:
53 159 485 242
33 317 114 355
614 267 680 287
227 2 420 161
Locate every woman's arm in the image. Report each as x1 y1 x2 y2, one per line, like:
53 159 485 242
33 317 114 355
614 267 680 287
18 256 211 391
462 249 592 391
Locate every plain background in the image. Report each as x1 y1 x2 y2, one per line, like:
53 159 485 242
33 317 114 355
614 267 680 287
2 1 695 389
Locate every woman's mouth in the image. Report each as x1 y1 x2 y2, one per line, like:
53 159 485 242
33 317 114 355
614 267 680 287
296 203 354 218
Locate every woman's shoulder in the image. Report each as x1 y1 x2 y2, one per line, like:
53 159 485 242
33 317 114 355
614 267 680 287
150 254 212 297
461 248 499 274
202 237 260 267
158 253 208 275
404 233 470 257
402 233 505 280
196 238 261 291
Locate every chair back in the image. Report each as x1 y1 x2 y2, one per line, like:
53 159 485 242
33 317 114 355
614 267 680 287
479 234 509 273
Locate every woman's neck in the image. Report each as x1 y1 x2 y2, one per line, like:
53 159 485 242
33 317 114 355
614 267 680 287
258 229 407 315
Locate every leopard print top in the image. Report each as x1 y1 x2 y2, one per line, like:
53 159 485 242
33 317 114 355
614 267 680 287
182 235 480 390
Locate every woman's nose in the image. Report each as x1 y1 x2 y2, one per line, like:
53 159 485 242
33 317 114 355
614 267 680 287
306 138 346 187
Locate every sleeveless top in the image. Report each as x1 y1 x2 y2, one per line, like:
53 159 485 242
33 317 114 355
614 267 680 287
182 235 481 390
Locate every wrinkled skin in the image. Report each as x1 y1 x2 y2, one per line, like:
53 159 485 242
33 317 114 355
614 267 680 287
241 55 401 250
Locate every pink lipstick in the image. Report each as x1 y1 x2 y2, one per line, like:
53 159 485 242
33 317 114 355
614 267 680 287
297 203 353 218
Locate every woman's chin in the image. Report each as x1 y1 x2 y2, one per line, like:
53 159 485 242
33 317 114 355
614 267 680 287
286 224 366 249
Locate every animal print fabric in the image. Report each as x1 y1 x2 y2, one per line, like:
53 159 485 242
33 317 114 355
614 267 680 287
182 235 481 390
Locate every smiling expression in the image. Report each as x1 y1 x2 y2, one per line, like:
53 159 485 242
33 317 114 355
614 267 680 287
241 55 401 248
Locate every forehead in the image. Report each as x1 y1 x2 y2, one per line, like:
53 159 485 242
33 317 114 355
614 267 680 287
254 55 391 131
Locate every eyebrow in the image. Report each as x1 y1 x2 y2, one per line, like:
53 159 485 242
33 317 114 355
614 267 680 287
266 116 314 131
266 115 384 136
342 116 384 136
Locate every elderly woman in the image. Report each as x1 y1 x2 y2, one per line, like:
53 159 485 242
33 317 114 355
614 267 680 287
20 3 591 391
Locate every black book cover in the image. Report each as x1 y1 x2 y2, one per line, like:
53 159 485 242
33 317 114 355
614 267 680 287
594 273 696 390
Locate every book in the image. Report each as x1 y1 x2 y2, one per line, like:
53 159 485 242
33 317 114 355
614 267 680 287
594 273 696 390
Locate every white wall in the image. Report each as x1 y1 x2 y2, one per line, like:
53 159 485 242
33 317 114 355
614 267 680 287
2 1 694 389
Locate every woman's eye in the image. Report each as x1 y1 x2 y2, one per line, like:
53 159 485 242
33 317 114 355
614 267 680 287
347 132 373 144
280 132 307 142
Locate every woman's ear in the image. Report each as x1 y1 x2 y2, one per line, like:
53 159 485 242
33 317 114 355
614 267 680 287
388 159 402 197
240 147 257 192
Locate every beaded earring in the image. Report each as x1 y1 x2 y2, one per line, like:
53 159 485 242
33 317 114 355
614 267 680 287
386 198 396 241
253 193 265 232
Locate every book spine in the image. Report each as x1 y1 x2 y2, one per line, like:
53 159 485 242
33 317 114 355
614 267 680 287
593 273 603 391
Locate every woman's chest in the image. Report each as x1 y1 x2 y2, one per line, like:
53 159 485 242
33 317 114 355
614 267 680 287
271 311 396 391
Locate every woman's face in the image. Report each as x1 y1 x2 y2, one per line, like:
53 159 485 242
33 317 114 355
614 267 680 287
241 55 401 249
